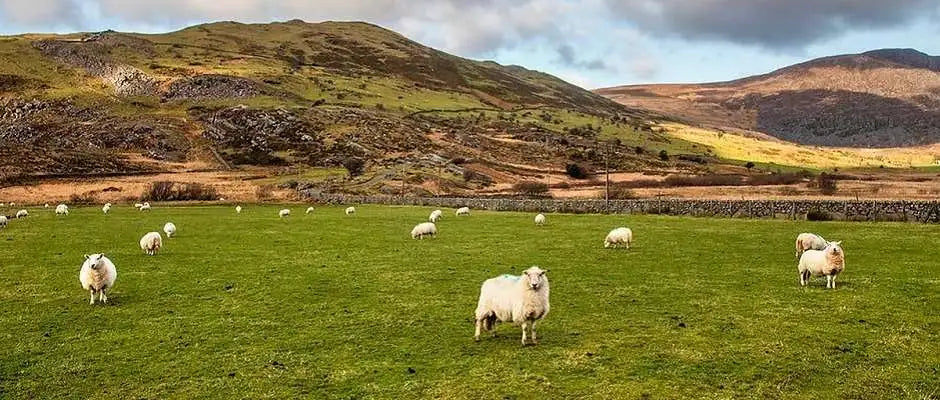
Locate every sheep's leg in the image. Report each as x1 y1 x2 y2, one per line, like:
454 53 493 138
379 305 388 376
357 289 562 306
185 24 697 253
531 321 538 344
100 290 107 303
831 275 837 289
474 319 482 342
520 322 529 346
89 290 95 305
799 271 805 286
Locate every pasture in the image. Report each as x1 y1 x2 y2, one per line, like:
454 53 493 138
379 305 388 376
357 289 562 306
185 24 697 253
1 205 937 399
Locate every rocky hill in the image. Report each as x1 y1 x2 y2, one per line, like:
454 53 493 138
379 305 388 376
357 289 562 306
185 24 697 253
596 49 940 147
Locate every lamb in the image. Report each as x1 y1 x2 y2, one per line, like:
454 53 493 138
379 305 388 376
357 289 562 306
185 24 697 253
163 222 177 238
55 204 69 215
429 209 442 223
456 207 471 216
0 215 7 228
235 205 242 214
139 202 151 211
474 266 550 346
306 206 316 215
279 209 291 218
79 253 117 305
139 232 162 255
102 204 111 214
534 213 546 226
345 206 356 215
795 233 828 258
604 227 633 248
411 222 438 239
798 241 845 289
15 209 28 218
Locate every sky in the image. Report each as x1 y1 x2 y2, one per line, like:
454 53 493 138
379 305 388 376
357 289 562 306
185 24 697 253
1 0 938 89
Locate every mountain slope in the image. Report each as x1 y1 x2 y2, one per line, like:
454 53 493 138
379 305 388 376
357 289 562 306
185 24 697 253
596 48 940 147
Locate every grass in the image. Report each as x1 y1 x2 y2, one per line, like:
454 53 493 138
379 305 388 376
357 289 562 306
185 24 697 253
1 205 938 399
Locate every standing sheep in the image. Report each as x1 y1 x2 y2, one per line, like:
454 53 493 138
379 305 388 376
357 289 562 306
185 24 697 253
55 204 69 215
534 213 546 226
345 206 356 215
163 222 177 238
604 227 633 249
474 266 550 346
306 206 316 215
798 241 845 289
139 232 162 256
79 253 117 305
795 233 828 258
0 215 7 228
15 209 28 218
456 207 471 216
279 209 291 218
411 222 438 239
235 205 242 214
102 204 111 214
429 209 443 223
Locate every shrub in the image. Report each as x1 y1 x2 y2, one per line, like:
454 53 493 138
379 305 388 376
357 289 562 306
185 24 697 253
343 157 366 177
608 185 639 199
255 184 275 201
818 173 838 195
806 209 833 221
747 172 809 186
658 150 669 161
634 146 645 155
513 181 549 197
745 161 755 171
142 181 219 201
565 163 590 179
69 191 99 204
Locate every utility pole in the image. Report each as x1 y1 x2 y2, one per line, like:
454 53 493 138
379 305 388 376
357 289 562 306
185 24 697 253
605 141 611 213
400 165 406 198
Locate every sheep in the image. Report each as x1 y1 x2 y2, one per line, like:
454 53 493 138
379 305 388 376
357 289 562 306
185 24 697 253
104 203 112 207
102 204 111 214
534 213 546 226
15 209 28 218
79 253 117 305
798 241 845 289
456 207 471 216
411 222 438 239
306 206 316 215
235 205 242 214
139 202 151 211
44 203 50 208
604 227 633 249
134 203 143 208
345 206 356 215
55 204 69 215
474 266 550 346
429 209 443 223
0 215 7 228
163 222 177 238
795 233 828 258
139 232 162 255
279 209 291 218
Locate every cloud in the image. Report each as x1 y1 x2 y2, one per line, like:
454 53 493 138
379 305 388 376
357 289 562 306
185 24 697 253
604 0 939 51
0 0 81 29
555 44 610 71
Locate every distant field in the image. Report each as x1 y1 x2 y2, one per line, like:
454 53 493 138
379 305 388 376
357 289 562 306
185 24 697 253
1 205 937 399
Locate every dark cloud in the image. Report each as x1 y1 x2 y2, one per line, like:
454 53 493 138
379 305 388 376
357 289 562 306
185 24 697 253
605 0 939 50
555 44 610 71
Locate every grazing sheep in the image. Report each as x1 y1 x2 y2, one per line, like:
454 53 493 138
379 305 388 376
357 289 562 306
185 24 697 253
235 205 242 214
79 253 117 305
139 202 151 211
411 222 438 239
0 215 7 228
604 227 633 249
474 266 550 346
306 206 315 214
429 209 443 223
102 204 111 214
345 206 356 215
15 209 28 218
798 241 845 289
534 213 546 226
134 203 143 208
0 203 4 206
456 207 471 216
163 222 177 238
44 203 50 208
795 233 828 258
139 232 162 256
55 204 69 215
279 209 291 218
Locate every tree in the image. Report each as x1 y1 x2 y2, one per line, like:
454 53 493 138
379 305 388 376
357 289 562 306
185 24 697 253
744 161 755 171
658 149 669 161
818 172 838 195
343 157 365 177
565 163 589 179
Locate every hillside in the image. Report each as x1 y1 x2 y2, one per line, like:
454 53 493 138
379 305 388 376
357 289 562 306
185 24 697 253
596 49 940 147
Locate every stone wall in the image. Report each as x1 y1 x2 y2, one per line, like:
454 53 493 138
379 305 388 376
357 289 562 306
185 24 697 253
300 191 940 223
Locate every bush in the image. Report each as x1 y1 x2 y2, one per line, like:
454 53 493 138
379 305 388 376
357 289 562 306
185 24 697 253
747 172 809 186
69 191 99 204
142 181 219 201
806 209 833 221
513 181 550 197
818 173 838 195
634 146 645 155
658 150 669 161
255 184 275 201
343 157 366 177
565 163 590 179
608 185 639 199
745 161 755 171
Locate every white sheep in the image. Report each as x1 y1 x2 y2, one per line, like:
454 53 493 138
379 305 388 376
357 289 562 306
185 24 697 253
306 206 316 215
0 215 7 228
279 209 291 218
139 232 162 255
102 204 111 214
429 209 443 223
44 203 50 208
474 266 550 346
795 233 828 258
534 213 546 226
134 203 143 208
798 241 845 289
345 206 356 215
104 203 112 207
55 204 69 215
15 209 28 218
139 202 151 211
604 227 633 249
163 222 177 238
235 205 243 214
79 253 117 305
411 222 438 239
456 207 470 216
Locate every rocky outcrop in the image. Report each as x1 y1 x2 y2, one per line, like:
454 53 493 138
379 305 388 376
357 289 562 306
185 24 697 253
163 75 262 101
33 39 157 96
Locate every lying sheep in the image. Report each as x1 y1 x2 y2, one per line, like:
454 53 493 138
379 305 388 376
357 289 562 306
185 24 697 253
474 266 550 346
411 222 438 239
139 232 162 256
306 206 316 214
429 209 442 223
139 202 151 211
79 253 117 305
279 209 291 218
235 205 242 214
798 241 845 289
15 209 28 218
55 204 69 215
534 213 546 226
0 215 7 228
604 227 633 249
164 222 177 238
456 207 471 216
345 206 356 215
795 233 828 258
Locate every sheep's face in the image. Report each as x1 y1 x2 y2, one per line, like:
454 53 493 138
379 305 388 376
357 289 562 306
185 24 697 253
84 253 104 270
827 241 843 256
523 267 547 291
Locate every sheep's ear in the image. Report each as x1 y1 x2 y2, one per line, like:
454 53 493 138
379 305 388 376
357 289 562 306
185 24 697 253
99 253 105 257
539 270 547 276
83 254 89 259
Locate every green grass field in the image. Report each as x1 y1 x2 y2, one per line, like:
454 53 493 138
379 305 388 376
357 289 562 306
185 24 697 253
1 205 937 399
